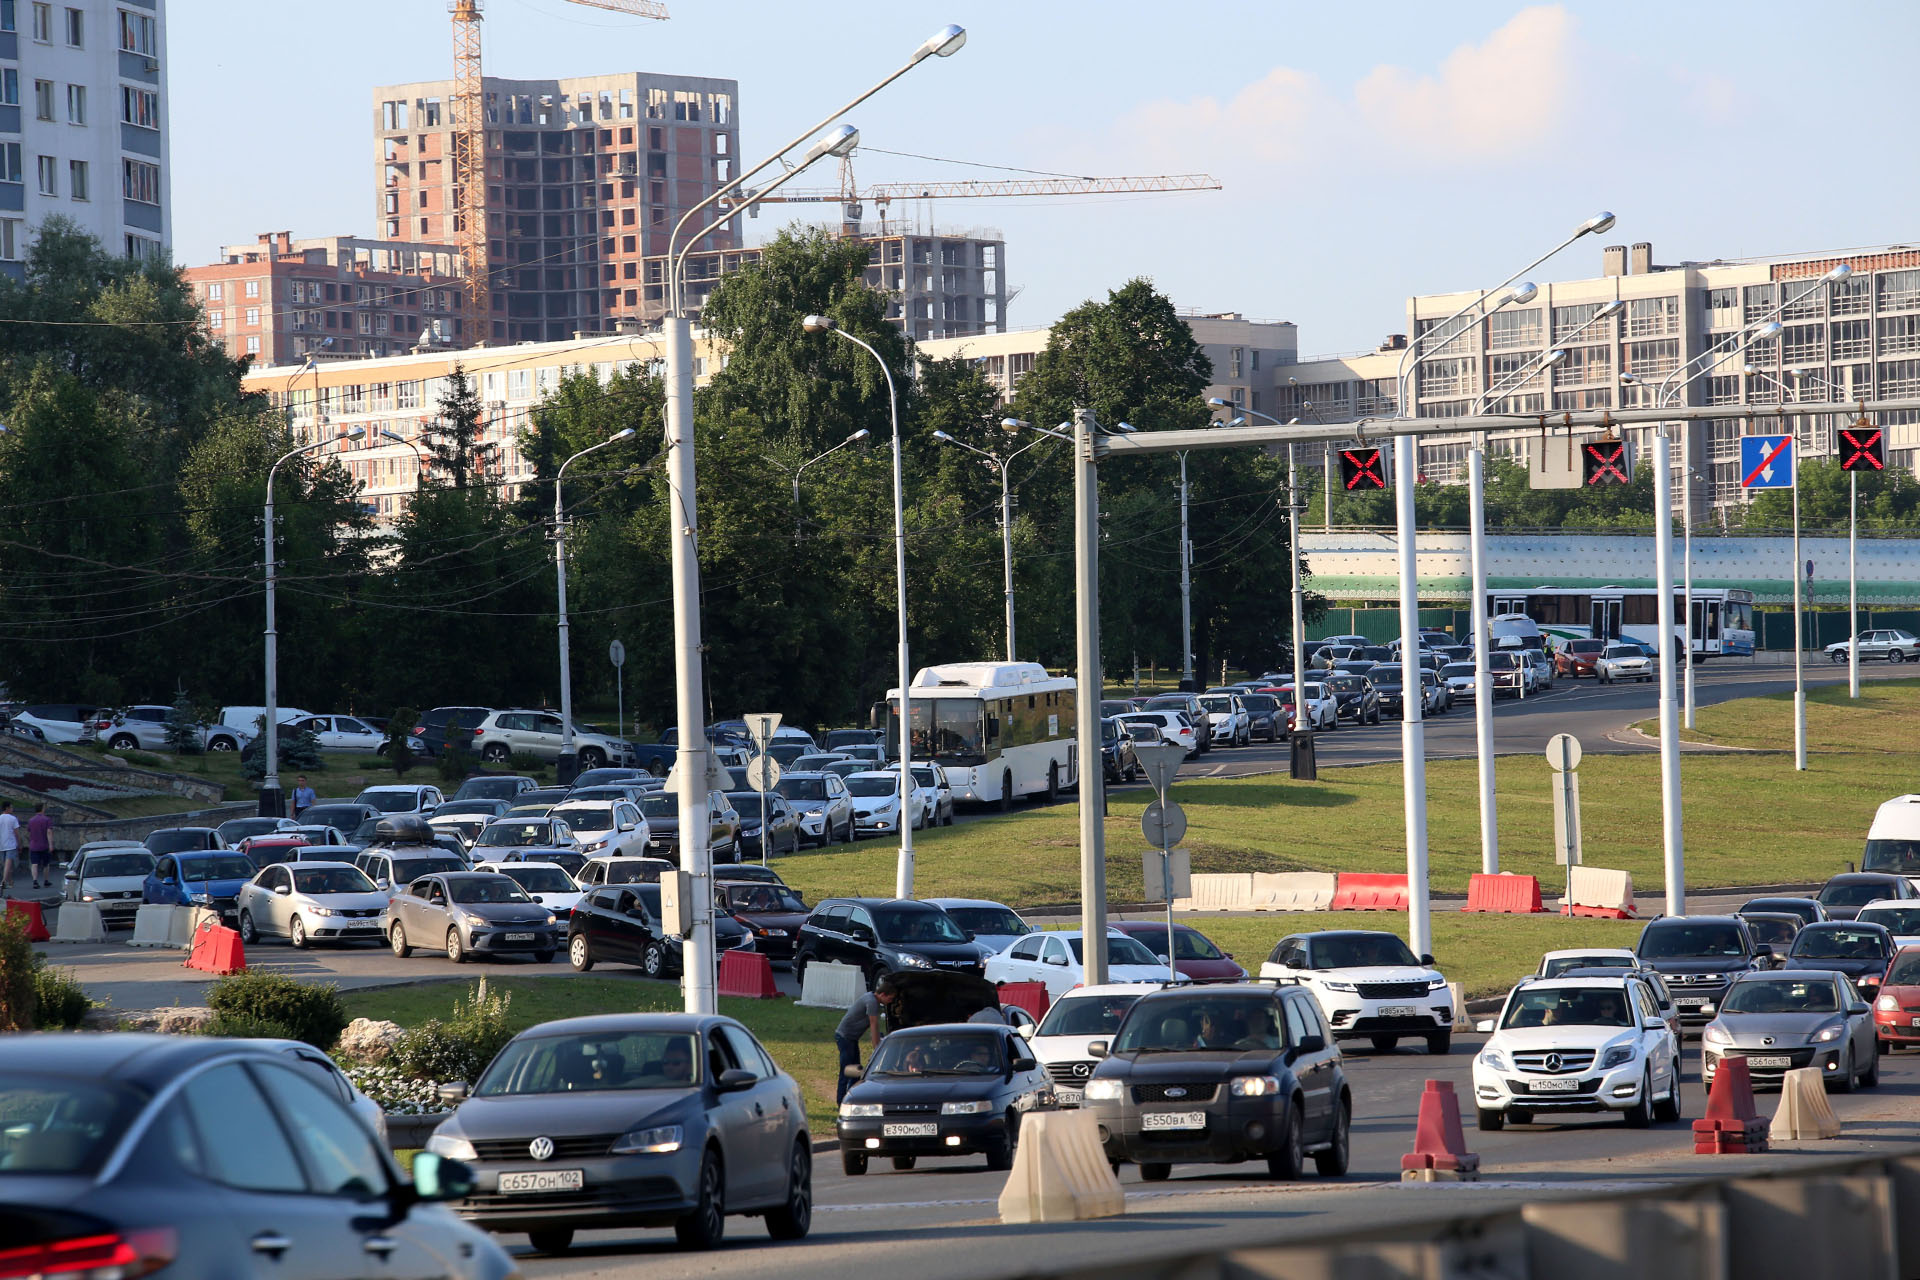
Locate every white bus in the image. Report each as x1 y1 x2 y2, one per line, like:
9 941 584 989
1486 586 1756 659
879 662 1078 809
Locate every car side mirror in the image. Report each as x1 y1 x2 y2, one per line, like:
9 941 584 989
1419 953 1436 967
1643 1018 1666 1031
272 884 289 896
1283 955 1306 970
1754 944 1774 959
850 925 874 943
1475 1020 1495 1034
1849 1002 1870 1016
406 1152 475 1203
1043 953 1067 966
1016 1022 1035 1040
1086 1041 1109 1059
377 878 391 890
1295 1034 1325 1055
436 1081 470 1103
715 1068 757 1092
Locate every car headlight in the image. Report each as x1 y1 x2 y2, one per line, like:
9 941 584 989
188 893 213 905
1322 981 1357 993
894 952 933 969
1082 1079 1123 1102
840 1103 883 1118
1878 994 1900 1012
1427 977 1449 989
425 1134 476 1161
307 906 339 918
610 1124 683 1154
1599 1045 1635 1070
80 893 95 902
941 1100 993 1115
1478 1048 1510 1072
1812 1023 1846 1044
582 838 607 852
1229 1075 1282 1097
1702 1024 1733 1045
544 912 557 926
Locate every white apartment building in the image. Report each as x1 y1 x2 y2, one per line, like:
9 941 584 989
1280 241 1920 518
0 0 167 276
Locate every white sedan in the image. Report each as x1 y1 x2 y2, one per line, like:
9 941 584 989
1115 711 1199 758
292 714 388 753
845 770 928 835
236 860 390 949
984 929 1179 1001
1595 643 1654 684
546 800 649 859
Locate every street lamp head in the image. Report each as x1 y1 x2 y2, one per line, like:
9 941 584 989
1597 299 1627 319
802 125 859 166
1540 348 1569 368
801 314 837 335
608 427 638 443
378 428 407 444
999 417 1028 433
1226 416 1246 427
1506 281 1539 305
1115 421 1137 433
1578 211 1617 237
1753 320 1785 340
341 425 366 441
1286 418 1300 425
848 428 871 443
931 430 954 442
912 23 967 62
1619 374 1641 385
1206 396 1230 407
1822 263 1853 283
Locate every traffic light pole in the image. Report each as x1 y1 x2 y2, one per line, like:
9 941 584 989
1793 469 1807 772
1850 470 1860 700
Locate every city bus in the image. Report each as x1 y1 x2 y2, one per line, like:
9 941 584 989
877 661 1078 809
1485 586 1756 659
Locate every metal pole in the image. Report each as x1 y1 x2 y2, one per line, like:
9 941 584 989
1793 468 1807 772
553 477 576 784
1074 407 1109 986
1178 452 1193 690
1850 471 1860 699
1287 445 1310 752
1001 463 1016 662
664 312 715 1014
1393 435 1431 959
261 475 282 818
1323 443 1332 528
1683 427 1696 729
1652 431 1685 918
1468 444 1497 873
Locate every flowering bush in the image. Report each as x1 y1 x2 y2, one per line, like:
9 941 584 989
345 1062 448 1116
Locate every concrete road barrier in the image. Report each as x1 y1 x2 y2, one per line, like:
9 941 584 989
1771 1066 1842 1141
1186 874 1254 912
166 906 221 948
997 1108 1125 1224
1463 872 1545 914
796 961 866 1010
1563 866 1637 919
1331 873 1411 912
129 904 184 948
50 901 105 943
1250 871 1337 911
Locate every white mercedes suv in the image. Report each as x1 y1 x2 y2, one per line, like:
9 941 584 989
1260 929 1454 1054
1471 974 1682 1131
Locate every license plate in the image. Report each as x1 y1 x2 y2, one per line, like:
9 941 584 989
504 932 535 941
1141 1111 1207 1131
1910 1016 1920 1027
1379 1005 1418 1018
1746 1055 1791 1068
1530 1078 1582 1093
883 1123 937 1137
1054 1087 1083 1106
1673 997 1707 1007
498 1169 583 1194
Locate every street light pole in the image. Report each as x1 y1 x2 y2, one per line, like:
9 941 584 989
554 428 636 784
1071 408 1108 985
786 428 871 532
934 421 1052 663
1178 451 1193 690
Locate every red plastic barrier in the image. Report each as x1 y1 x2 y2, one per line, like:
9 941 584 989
184 919 246 976
1330 873 1411 912
1400 1079 1480 1175
996 981 1050 1023
1693 1055 1768 1154
6 899 50 943
717 948 781 999
1461 873 1545 914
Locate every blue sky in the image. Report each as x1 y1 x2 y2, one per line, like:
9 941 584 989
172 1 1920 354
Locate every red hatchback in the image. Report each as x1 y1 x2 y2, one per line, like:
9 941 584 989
1108 920 1247 981
1555 637 1608 678
1874 945 1920 1049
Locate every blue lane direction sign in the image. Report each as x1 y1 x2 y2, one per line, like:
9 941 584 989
1740 434 1795 489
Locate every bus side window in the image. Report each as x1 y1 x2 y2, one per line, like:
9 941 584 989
985 711 1000 748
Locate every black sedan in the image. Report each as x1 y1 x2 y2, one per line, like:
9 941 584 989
1783 921 1896 998
568 883 754 979
836 1023 1050 1175
1322 674 1382 725
717 880 809 963
727 790 800 858
429 1013 812 1254
1817 873 1918 921
0 1033 509 1279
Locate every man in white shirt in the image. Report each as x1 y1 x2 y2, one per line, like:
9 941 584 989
0 800 19 893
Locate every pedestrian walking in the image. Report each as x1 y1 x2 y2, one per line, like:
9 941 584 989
0 800 19 893
834 975 899 1103
292 775 317 817
26 802 51 891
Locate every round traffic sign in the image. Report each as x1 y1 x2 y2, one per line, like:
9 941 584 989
608 639 626 668
745 754 783 793
1141 799 1187 849
1545 732 1582 773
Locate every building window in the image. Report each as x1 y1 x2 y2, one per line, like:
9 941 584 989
61 4 77 44
120 85 158 128
243 279 259 298
1880 358 1920 399
67 158 86 200
246 336 261 355
207 310 222 329
1744 283 1777 315
1780 323 1823 367
1878 314 1920 356
124 235 158 262
1832 319 1873 361
1622 339 1679 378
1417 357 1477 398
1556 344 1611 385
1830 274 1872 317
1228 347 1244 378
1487 308 1543 350
0 69 15 106
121 159 160 204
244 307 259 326
65 83 84 124
0 1 13 32
29 2 48 42
33 78 52 121
118 8 155 55
1879 270 1920 312
206 282 223 301
1626 295 1680 338
0 218 18 261
0 143 19 184
35 155 55 196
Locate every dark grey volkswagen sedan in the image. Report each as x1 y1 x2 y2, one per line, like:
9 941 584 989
428 1013 812 1255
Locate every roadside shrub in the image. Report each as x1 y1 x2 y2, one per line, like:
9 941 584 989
163 688 202 755
392 978 515 1085
204 970 347 1050
0 914 37 1031
32 963 92 1029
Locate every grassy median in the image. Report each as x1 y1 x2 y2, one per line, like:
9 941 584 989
1639 676 1920 753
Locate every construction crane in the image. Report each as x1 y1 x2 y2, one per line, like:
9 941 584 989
450 0 669 343
746 168 1223 237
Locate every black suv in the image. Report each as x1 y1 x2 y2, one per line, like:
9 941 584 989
1633 916 1772 1031
566 883 753 978
1082 984 1350 1182
793 898 982 988
409 706 494 758
1100 716 1140 783
1321 674 1381 725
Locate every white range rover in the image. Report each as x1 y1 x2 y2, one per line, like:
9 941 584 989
1259 929 1454 1054
1471 975 1682 1131
1019 983 1159 1107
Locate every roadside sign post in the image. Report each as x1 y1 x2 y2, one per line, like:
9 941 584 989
1134 742 1189 982
1546 733 1583 908
1742 433 1806 771
608 640 626 739
744 713 783 865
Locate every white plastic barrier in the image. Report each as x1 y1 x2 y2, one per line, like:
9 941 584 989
997 1108 1126 1224
1771 1067 1841 1141
1185 874 1254 913
1561 866 1637 918
796 960 866 1010
50 902 105 943
129 904 184 948
1250 871 1338 912
166 905 221 948
1447 982 1471 1031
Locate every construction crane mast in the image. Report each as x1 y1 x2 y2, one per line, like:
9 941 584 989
449 0 669 344
748 169 1222 237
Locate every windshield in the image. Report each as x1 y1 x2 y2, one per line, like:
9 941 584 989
1241 694 1276 712
1113 997 1283 1052
636 796 676 819
301 806 367 829
146 830 216 855
477 822 553 847
1887 952 1920 985
84 853 154 878
868 1031 1003 1076
1741 918 1800 948
1441 664 1475 679
1605 646 1638 658
179 855 258 881
1541 954 1634 978
1863 839 1920 875
448 878 534 905
1500 986 1633 1029
551 805 615 830
721 884 805 912
1570 639 1606 653
944 906 1028 938
603 862 664 885
1198 696 1233 713
1036 993 1143 1037
477 1031 699 1095
1143 697 1189 712
291 867 377 895
457 778 523 800
1820 881 1894 908
1069 934 1164 966
873 907 967 944
359 791 420 813
0 1078 145 1174
1310 933 1419 969
1130 928 1226 961
1792 926 1887 959
1859 906 1920 935
1489 652 1523 670
1637 923 1747 958
500 867 576 894
1721 978 1840 1014
846 777 897 798
778 778 826 802
1325 678 1362 693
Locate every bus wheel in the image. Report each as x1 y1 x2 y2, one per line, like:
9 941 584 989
999 772 1013 812
1047 763 1060 804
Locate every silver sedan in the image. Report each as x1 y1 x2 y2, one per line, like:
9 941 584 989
1701 971 1878 1093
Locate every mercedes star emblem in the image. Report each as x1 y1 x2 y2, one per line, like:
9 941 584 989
1165 1087 1187 1099
528 1136 555 1162
1544 1053 1563 1073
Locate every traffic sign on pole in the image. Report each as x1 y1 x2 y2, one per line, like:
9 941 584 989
744 754 783 793
607 639 626 668
1140 799 1187 849
1544 733 1582 773
1142 847 1191 902
1545 733 1583 868
1739 435 1795 489
1581 439 1631 486
1839 421 1886 472
1132 743 1185 797
1338 447 1388 491
743 712 783 754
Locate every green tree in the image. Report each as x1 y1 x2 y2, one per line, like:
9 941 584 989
423 364 490 490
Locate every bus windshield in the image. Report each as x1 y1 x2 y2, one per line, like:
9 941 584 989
888 698 988 766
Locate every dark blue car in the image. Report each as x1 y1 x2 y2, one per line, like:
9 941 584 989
142 850 258 925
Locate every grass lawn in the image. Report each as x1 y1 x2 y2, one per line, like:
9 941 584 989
1636 677 1920 753
340 977 845 1132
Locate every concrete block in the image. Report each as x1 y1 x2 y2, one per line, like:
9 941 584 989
129 904 184 948
796 960 866 1010
167 905 220 948
1564 865 1636 918
1770 1066 1842 1141
1724 1176 1897 1280
50 901 105 943
1523 1199 1726 1280
996 1109 1125 1224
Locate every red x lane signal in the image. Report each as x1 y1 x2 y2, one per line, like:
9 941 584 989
1582 440 1630 486
1339 448 1387 490
1839 423 1886 472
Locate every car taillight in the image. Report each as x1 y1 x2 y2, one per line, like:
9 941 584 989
0 1227 176 1279
473 727 484 736
411 726 426 735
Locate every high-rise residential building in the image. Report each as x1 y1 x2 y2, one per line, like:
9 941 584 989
183 232 466 366
371 71 738 346
0 0 168 277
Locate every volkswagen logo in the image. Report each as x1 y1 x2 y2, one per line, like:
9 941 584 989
528 1137 555 1162
1070 1062 1092 1079
1164 1087 1187 1099
1544 1053 1563 1073
1762 1036 1775 1047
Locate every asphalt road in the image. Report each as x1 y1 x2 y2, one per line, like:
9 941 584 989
504 1029 1920 1279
